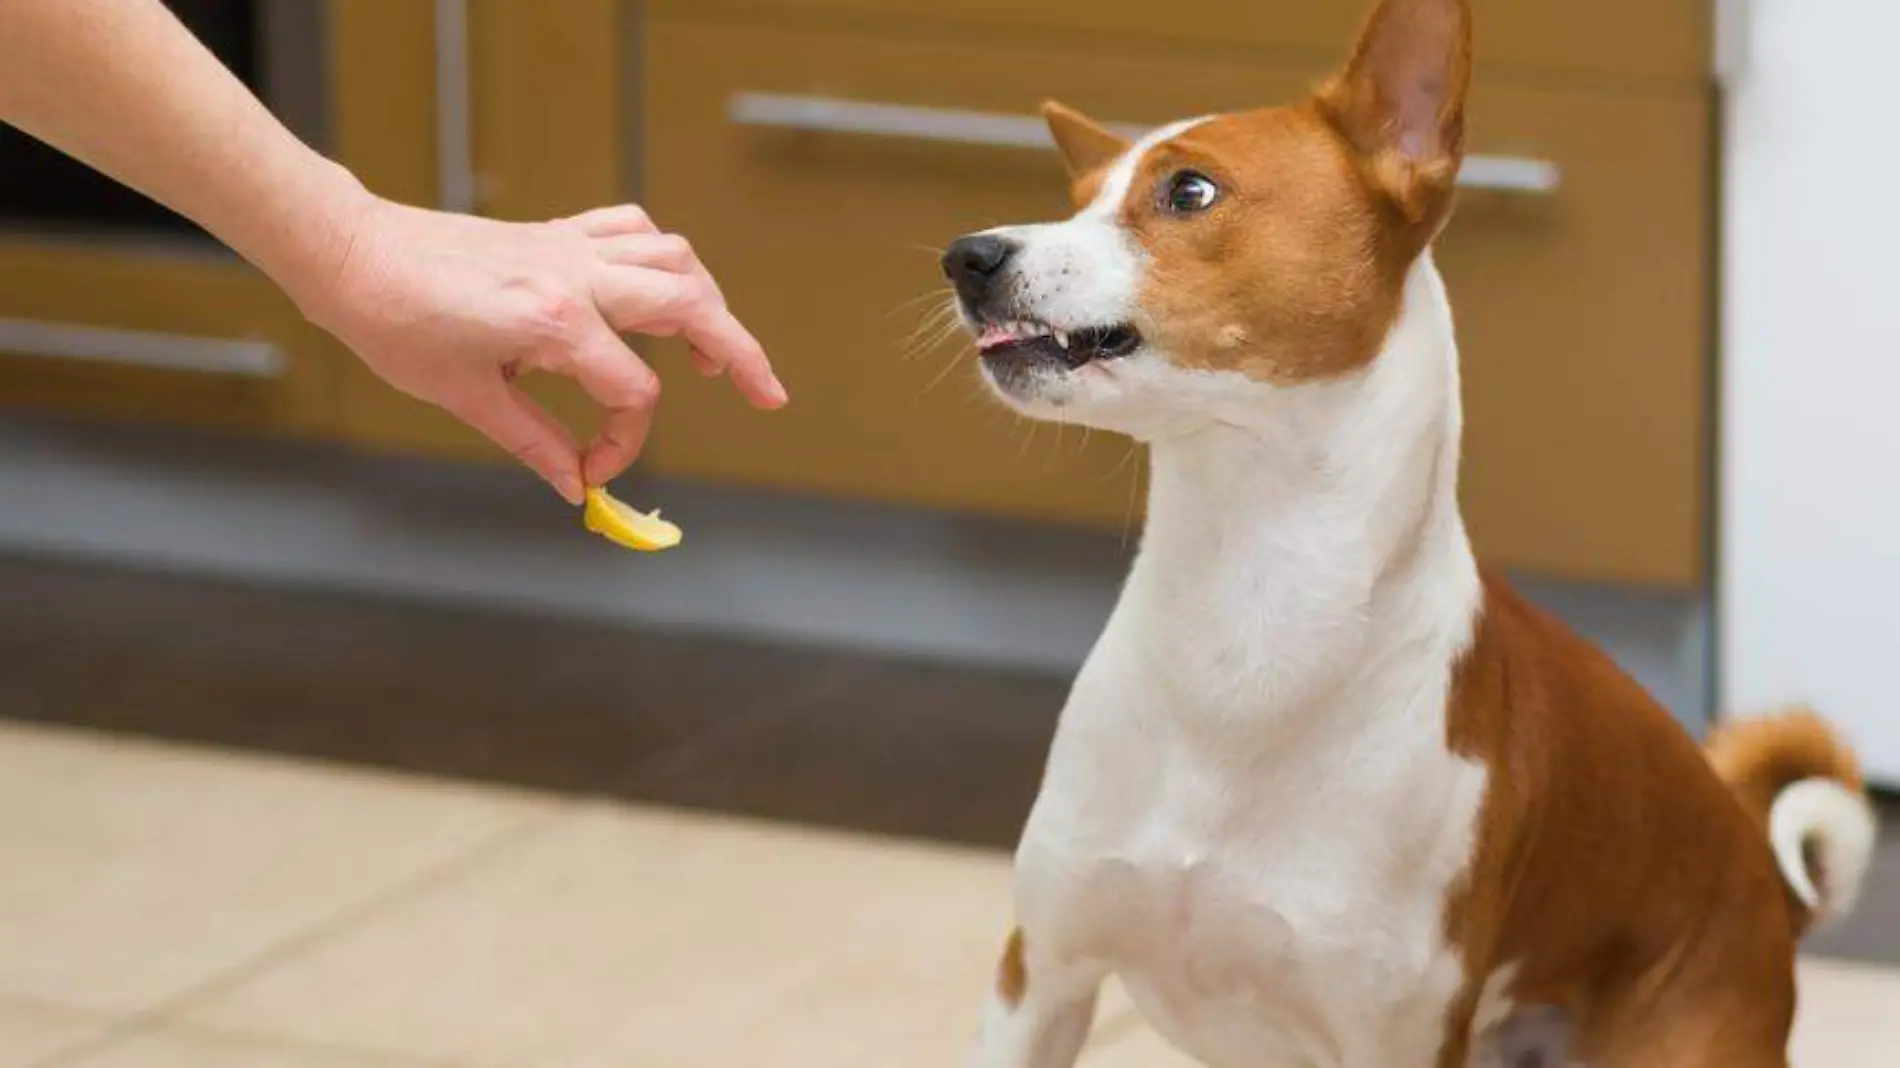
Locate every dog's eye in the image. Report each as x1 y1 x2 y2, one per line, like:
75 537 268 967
1161 171 1220 215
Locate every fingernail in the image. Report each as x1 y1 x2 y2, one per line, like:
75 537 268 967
557 475 586 505
769 376 790 406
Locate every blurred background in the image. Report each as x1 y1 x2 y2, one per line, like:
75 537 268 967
0 2 1892 1067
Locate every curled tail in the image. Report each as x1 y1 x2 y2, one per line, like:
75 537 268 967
1706 708 1880 932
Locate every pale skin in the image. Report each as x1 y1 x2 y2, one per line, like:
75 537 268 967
0 0 786 504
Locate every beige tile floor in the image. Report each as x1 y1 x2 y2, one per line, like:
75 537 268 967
0 720 1891 1068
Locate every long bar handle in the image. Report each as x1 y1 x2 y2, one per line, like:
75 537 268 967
729 92 1561 195
0 319 287 379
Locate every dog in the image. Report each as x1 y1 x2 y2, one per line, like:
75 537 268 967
938 1 1880 1065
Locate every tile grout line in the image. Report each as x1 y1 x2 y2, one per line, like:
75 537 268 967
0 995 127 1068
26 801 579 1068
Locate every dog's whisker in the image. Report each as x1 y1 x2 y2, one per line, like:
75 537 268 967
1046 422 1069 472
1118 443 1143 551
896 298 956 331
897 311 955 354
899 309 965 362
921 343 972 394
905 321 966 367
1015 420 1040 463
888 287 957 317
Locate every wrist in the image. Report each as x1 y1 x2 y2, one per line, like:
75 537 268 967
238 154 381 328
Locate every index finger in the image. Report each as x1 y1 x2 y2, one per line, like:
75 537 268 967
592 268 787 410
680 306 786 409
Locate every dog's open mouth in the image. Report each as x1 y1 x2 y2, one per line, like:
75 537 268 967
975 318 1142 369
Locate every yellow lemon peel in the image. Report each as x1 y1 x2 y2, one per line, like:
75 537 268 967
583 487 682 553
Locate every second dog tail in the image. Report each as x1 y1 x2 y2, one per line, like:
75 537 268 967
1706 708 1879 934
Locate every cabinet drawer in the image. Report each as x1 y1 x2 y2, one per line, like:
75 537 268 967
663 0 1711 83
643 19 1708 584
0 243 337 435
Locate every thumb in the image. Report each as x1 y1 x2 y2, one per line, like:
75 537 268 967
445 382 586 504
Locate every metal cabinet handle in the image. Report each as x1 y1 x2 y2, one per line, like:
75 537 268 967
729 92 1561 195
434 0 477 213
0 319 286 379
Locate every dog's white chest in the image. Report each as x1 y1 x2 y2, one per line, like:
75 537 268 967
1020 646 1489 1068
1096 849 1469 1068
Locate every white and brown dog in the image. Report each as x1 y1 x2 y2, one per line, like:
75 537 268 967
939 1 1879 1066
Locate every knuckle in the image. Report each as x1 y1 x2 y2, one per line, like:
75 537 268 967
658 234 694 263
674 275 716 313
649 277 694 318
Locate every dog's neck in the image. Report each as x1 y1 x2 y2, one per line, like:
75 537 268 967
1125 256 1482 724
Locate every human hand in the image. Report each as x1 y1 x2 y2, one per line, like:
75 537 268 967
293 196 785 504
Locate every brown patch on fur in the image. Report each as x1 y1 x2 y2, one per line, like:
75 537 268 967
1117 108 1414 384
996 928 1028 1007
1438 573 1815 1067
1706 708 1865 822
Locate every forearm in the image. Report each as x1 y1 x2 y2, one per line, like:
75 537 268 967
0 0 368 300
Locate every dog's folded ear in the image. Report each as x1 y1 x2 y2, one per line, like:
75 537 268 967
1315 0 1471 231
1042 100 1131 183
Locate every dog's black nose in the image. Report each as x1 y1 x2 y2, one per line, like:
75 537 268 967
942 234 1018 304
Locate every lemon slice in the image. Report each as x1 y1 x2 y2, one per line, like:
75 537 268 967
583 487 682 553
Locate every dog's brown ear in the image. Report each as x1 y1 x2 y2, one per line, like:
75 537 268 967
1042 100 1131 182
1315 0 1471 228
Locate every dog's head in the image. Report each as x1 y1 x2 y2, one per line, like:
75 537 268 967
943 0 1470 438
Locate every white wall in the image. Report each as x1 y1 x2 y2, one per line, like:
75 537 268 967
1723 0 1900 785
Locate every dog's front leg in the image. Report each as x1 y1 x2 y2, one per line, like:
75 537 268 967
971 928 1103 1068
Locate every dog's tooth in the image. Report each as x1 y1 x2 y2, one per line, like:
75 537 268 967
1056 331 1070 350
